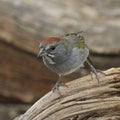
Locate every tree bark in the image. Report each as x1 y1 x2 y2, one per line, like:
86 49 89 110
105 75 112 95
14 68 120 120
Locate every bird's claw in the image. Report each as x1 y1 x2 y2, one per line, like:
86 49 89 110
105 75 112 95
52 81 68 92
95 69 106 76
86 59 106 83
90 68 106 83
90 68 100 83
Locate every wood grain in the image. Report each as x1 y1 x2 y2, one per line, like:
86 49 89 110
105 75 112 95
14 68 120 120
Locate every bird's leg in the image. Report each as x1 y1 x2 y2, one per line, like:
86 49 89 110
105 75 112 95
52 75 68 92
52 77 62 92
87 57 106 75
86 59 100 83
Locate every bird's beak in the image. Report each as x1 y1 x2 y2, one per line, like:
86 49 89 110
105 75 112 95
37 48 47 57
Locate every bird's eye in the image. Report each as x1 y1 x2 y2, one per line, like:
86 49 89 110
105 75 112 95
50 46 56 51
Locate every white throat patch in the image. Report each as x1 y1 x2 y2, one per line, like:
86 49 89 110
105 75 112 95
44 56 56 64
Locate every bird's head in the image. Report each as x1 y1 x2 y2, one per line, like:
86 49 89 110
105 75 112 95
38 37 71 64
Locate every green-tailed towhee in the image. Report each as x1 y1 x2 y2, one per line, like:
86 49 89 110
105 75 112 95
38 32 100 91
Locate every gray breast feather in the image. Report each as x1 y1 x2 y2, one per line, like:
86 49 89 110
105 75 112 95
43 47 89 75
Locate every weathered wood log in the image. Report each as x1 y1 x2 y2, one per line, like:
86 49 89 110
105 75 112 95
14 68 120 120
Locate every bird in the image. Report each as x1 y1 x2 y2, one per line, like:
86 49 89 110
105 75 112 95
38 32 100 92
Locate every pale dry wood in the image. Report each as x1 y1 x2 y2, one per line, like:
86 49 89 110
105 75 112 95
14 68 120 120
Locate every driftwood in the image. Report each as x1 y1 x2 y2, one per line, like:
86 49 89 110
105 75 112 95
14 68 120 120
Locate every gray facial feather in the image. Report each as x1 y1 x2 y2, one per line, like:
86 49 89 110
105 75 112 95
44 42 71 64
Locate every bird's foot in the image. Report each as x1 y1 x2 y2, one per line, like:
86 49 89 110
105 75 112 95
95 69 106 75
86 59 106 83
90 68 106 83
52 81 68 93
